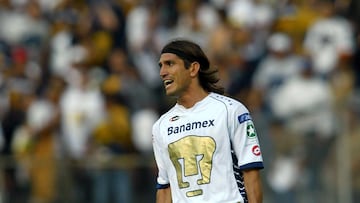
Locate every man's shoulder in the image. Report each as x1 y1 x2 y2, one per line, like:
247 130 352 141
209 93 247 110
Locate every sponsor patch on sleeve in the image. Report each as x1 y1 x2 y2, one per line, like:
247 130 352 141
246 123 257 138
252 145 261 156
238 113 252 124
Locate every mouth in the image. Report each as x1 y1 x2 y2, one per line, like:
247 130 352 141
163 79 174 88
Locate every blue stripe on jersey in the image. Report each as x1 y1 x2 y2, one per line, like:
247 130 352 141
156 183 170 189
239 162 264 171
238 113 252 124
231 147 248 203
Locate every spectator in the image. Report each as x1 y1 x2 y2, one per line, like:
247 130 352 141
272 0 321 54
89 75 135 203
345 92 360 202
104 48 155 113
303 0 355 78
248 32 303 112
1 45 38 203
59 65 105 202
224 0 275 102
126 2 163 91
270 59 337 203
12 76 65 203
103 48 159 155
0 1 48 47
1 84 33 203
90 1 127 52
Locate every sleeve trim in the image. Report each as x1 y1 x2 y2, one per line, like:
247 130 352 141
239 162 264 170
156 183 170 189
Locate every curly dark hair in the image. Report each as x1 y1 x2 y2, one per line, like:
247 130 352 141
161 39 225 95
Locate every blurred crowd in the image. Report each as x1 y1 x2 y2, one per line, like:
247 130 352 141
0 0 359 203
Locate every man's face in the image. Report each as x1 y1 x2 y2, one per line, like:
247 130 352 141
159 53 192 97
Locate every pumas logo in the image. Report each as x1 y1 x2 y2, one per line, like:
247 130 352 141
169 115 180 122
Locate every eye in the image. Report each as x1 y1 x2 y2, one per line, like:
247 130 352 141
159 60 175 69
166 61 174 66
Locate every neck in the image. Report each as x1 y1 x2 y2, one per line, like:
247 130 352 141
177 88 209 109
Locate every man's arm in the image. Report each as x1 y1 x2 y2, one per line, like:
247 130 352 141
156 187 172 203
243 169 263 203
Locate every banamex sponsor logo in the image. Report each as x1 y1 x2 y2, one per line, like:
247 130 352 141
168 119 215 135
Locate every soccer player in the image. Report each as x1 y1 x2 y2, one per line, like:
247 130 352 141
152 39 264 203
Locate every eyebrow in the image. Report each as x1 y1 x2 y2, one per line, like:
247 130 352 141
158 59 173 68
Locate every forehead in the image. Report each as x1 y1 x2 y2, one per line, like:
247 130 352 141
159 53 181 62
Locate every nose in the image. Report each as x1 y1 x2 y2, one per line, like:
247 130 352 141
159 66 167 79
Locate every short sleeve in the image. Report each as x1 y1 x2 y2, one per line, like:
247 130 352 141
230 106 264 170
152 120 170 188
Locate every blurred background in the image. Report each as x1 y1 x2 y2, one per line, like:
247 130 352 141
0 0 359 202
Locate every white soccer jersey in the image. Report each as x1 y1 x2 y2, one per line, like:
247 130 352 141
152 93 264 203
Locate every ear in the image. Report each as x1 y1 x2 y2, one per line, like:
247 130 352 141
189 62 200 78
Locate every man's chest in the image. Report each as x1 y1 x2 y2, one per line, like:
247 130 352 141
160 111 228 144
